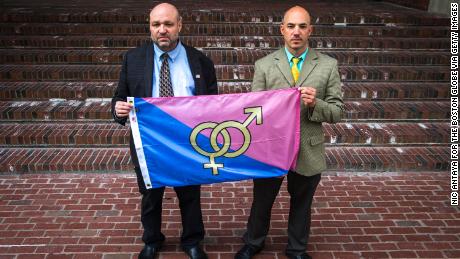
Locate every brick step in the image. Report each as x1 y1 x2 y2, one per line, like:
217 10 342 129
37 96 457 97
0 5 449 26
0 35 449 50
0 81 117 101
0 123 128 147
343 101 448 121
0 65 449 82
326 146 449 171
339 82 449 100
0 146 449 173
0 81 449 101
323 122 449 145
0 122 449 147
0 23 449 38
0 49 450 66
220 82 450 100
0 100 449 122
0 99 113 121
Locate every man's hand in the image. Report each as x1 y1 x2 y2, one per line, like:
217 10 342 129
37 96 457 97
115 101 133 118
299 87 316 107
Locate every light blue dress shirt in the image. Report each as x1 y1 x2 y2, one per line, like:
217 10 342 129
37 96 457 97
285 47 309 71
152 41 195 97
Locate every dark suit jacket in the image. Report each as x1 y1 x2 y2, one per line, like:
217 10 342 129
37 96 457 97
112 41 218 170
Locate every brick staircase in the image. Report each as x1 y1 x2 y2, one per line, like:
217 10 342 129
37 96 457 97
0 0 450 173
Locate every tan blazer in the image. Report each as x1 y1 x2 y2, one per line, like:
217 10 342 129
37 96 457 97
251 48 344 176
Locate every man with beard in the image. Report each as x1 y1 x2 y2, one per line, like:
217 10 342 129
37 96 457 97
112 3 217 259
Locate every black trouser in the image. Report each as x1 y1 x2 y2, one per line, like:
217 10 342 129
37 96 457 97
140 185 205 248
136 169 205 248
243 171 321 256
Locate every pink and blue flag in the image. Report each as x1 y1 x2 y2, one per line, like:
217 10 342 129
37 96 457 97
128 88 300 189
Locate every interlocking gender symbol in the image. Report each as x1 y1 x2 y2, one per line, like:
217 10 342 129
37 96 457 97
189 107 263 175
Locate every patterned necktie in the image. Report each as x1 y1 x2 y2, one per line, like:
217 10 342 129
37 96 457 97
291 57 301 83
159 53 174 97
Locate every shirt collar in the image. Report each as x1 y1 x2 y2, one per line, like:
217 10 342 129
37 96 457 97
153 40 182 62
284 47 309 63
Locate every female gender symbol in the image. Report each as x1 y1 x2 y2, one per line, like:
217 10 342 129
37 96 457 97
189 107 263 175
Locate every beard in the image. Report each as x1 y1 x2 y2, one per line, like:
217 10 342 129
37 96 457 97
152 34 179 51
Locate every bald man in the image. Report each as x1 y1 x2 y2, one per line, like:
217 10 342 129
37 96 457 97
235 6 343 259
112 3 217 259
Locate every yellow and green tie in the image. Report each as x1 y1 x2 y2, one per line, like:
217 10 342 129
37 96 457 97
291 57 301 83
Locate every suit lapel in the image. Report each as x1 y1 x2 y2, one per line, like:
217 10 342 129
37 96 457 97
274 49 295 86
297 48 318 86
144 43 153 97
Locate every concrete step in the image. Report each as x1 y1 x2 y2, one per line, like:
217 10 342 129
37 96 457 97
0 35 449 50
0 122 449 147
0 49 450 66
0 82 449 101
0 65 450 82
0 146 449 173
0 100 449 122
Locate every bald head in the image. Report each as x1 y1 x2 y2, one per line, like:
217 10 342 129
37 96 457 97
149 2 182 51
150 3 181 22
280 5 313 56
282 6 311 25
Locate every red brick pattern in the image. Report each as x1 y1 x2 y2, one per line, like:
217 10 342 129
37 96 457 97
323 122 449 145
343 82 449 100
0 122 449 146
0 82 116 100
0 100 112 120
326 147 449 171
0 148 131 172
0 147 449 173
0 35 450 49
0 1 454 259
0 123 129 146
1 49 449 66
0 173 458 258
0 0 449 26
0 82 449 101
0 1 451 175
0 65 450 81
0 23 450 38
344 101 448 120
0 100 449 121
